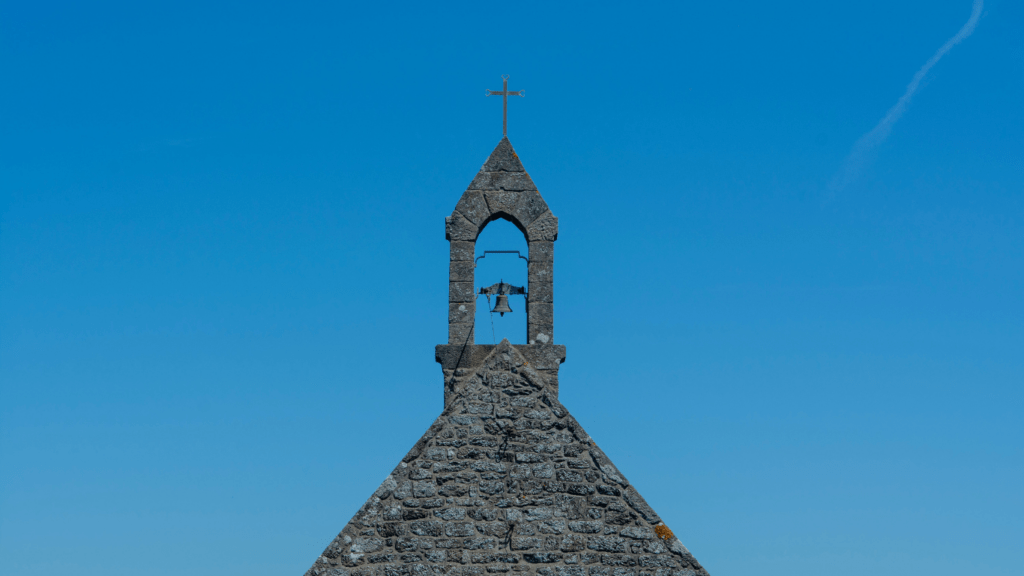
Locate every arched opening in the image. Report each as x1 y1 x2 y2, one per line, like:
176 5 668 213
474 217 529 344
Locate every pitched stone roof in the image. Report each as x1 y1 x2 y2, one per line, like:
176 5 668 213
305 341 708 576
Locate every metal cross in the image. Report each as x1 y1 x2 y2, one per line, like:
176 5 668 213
486 75 524 136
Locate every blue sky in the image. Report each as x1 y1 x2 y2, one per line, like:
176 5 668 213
1 1 1021 575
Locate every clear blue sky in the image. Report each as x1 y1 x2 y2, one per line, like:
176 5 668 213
1 1 1021 575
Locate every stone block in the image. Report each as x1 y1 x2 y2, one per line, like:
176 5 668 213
450 302 475 324
482 138 526 172
527 302 553 326
528 261 553 284
511 191 549 228
598 555 635 567
511 537 541 551
587 537 626 553
560 534 587 552
536 369 560 393
622 487 660 524
471 171 537 192
450 282 475 303
529 323 553 345
532 462 554 479
537 519 567 534
413 481 437 497
517 345 565 370
619 527 654 540
435 344 503 370
451 241 475 262
409 520 443 537
447 213 480 241
449 323 474 346
450 261 475 282
528 241 554 263
456 191 492 226
523 553 562 563
482 191 522 218
527 212 558 242
528 280 553 303
446 522 476 537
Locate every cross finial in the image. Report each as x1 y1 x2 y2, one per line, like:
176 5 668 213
486 75 524 137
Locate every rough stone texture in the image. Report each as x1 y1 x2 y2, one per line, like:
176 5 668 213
482 191 523 219
436 345 566 374
450 303 475 325
451 262 476 283
511 193 550 229
528 282 553 304
436 344 566 404
527 323 554 346
528 262 553 285
451 242 475 263
449 323 474 347
306 342 708 576
450 282 476 303
447 214 479 242
528 242 554 263
471 171 538 193
456 192 493 227
526 213 558 243
481 138 527 173
526 303 553 326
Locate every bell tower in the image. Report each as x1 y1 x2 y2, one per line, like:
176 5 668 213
436 137 567 405
303 82 709 576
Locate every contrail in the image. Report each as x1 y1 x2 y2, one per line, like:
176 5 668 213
829 0 983 193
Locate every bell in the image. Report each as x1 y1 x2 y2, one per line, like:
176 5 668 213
491 294 513 316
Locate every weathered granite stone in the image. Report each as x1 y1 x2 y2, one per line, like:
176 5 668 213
471 172 537 193
450 262 475 283
449 323 474 347
451 242 476 262
447 213 480 242
482 191 523 219
529 281 553 303
456 192 492 227
528 241 554 263
481 137 526 173
305 342 707 576
450 282 476 303
527 212 558 242
528 323 554 346
510 192 550 229
526 302 553 326
528 261 553 285
449 303 474 325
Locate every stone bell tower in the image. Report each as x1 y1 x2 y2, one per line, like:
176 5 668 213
304 136 709 576
435 136 567 406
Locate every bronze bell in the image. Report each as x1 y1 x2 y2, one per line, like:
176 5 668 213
491 294 513 316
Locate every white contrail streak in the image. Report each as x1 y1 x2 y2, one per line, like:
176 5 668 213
829 0 983 193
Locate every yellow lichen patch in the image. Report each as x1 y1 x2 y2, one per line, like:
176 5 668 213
654 524 674 540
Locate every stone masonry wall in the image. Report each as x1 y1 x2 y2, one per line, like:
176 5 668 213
305 341 708 576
